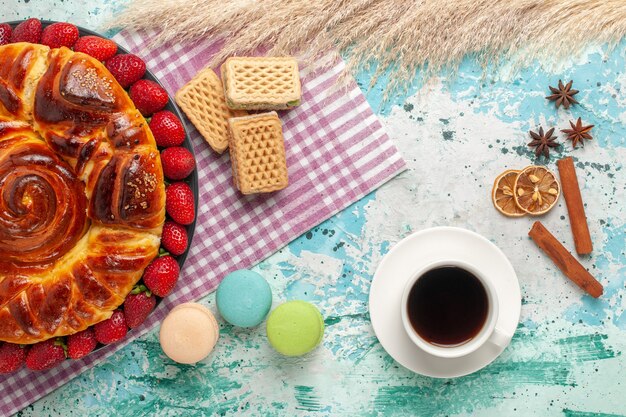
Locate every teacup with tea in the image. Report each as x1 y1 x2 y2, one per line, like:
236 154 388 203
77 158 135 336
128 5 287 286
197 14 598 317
401 259 509 358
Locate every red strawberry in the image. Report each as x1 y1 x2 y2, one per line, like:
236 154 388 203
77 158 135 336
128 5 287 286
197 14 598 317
0 343 26 374
0 24 12 46
10 18 42 44
161 147 195 180
105 54 146 88
94 310 128 344
25 339 66 371
161 221 188 256
73 36 117 61
124 286 156 328
166 182 195 225
143 256 180 297
129 79 169 116
67 328 97 360
149 111 186 147
41 22 79 49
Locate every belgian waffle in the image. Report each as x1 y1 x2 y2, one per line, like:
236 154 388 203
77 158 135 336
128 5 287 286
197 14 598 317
228 112 289 194
175 67 245 153
221 57 301 110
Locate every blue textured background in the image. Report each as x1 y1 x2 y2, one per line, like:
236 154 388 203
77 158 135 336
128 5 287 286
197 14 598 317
4 1 626 416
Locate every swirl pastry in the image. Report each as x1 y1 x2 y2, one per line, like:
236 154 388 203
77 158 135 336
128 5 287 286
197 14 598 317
0 43 165 344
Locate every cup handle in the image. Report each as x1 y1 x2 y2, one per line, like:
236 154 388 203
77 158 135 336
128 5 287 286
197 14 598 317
488 328 511 348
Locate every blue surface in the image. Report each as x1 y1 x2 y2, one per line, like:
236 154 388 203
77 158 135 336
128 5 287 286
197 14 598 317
4 2 626 416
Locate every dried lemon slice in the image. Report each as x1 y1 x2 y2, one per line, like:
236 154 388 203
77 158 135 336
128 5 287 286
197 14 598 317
492 169 526 217
513 165 560 215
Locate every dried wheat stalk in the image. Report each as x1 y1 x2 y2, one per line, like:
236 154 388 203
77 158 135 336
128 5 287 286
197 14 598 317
108 0 626 94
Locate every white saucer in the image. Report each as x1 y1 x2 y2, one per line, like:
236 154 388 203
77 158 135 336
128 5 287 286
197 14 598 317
369 227 521 378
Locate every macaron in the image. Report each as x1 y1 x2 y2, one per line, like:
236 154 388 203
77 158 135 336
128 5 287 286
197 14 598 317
216 269 272 327
266 300 324 356
159 302 219 364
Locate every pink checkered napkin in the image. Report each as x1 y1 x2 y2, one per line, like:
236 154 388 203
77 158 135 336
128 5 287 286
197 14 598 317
0 31 406 416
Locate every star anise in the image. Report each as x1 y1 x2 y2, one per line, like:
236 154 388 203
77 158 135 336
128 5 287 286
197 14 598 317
561 117 594 148
528 127 559 159
546 80 579 109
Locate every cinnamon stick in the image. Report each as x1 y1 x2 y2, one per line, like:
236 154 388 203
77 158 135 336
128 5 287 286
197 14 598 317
528 221 603 298
557 157 592 255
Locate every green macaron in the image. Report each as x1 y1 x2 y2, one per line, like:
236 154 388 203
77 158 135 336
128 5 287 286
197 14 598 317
266 301 324 356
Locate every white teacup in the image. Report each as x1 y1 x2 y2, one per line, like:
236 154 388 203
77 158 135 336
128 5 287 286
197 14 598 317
400 259 510 359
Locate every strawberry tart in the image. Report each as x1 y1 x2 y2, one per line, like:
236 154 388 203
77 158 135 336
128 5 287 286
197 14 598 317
0 19 196 372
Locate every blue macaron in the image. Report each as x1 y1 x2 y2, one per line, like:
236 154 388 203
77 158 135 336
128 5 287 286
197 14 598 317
216 269 272 327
